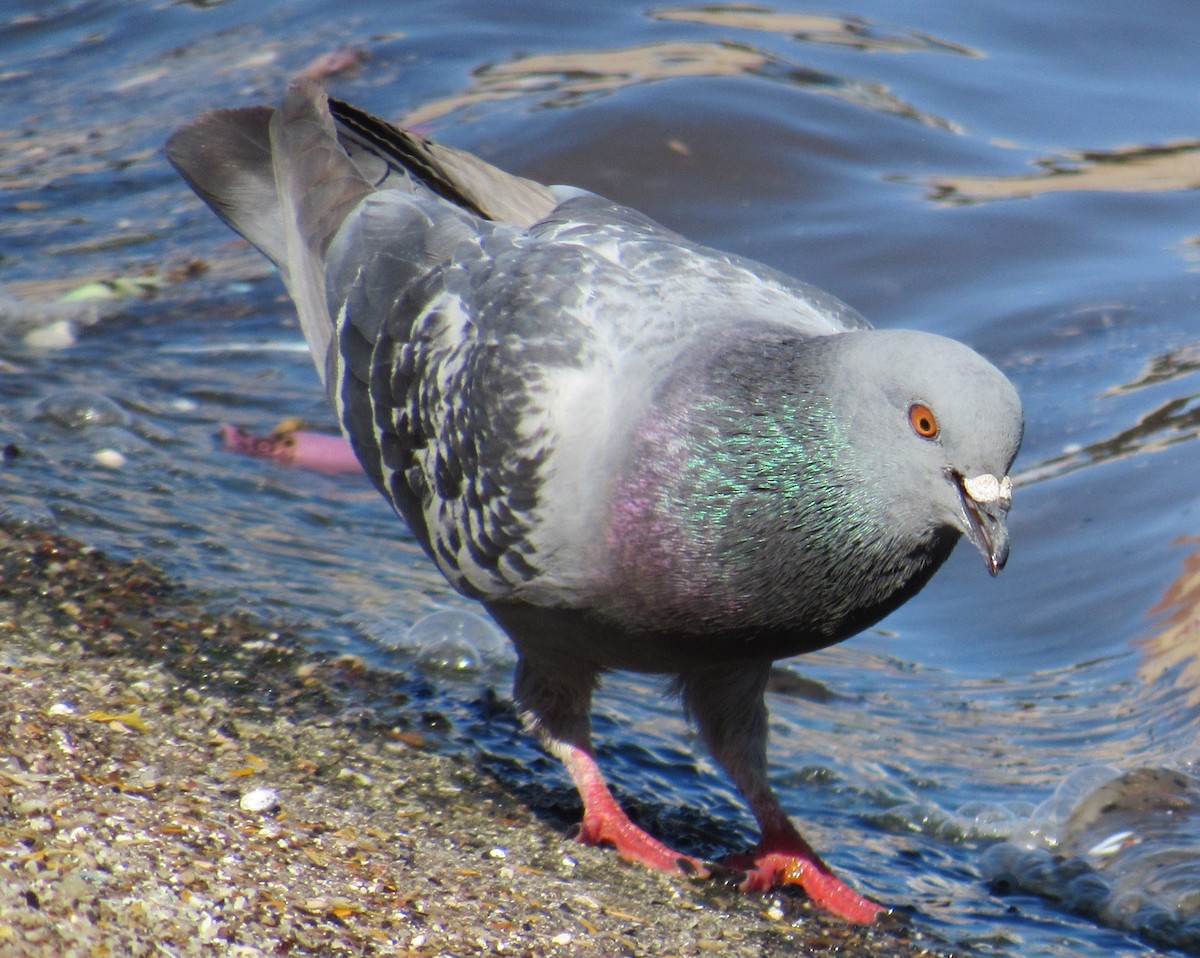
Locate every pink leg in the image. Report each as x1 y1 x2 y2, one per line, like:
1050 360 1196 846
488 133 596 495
512 654 880 920
680 664 884 923
560 744 710 878
509 653 708 879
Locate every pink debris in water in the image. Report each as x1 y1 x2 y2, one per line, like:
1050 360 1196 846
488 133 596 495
221 423 362 474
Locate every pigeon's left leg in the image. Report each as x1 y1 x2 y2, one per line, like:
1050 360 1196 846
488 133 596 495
679 662 884 923
513 653 710 878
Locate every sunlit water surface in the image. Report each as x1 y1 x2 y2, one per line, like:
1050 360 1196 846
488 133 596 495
3 2 1200 955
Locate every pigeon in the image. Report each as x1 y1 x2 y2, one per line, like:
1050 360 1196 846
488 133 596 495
166 81 1023 923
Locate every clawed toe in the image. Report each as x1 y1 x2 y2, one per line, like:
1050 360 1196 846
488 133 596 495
720 850 884 923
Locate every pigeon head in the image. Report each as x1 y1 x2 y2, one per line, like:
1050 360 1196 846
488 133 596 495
819 328 1024 577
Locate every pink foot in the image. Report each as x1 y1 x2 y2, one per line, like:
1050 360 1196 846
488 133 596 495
726 833 883 923
562 745 709 878
558 745 881 922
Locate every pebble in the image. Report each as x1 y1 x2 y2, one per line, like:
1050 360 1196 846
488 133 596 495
336 768 373 787
93 448 127 469
58 872 93 903
239 787 280 813
23 320 77 350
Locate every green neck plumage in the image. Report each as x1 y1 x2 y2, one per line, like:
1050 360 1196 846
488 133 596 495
605 337 942 648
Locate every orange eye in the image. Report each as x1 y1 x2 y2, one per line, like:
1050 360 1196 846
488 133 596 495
908 403 939 439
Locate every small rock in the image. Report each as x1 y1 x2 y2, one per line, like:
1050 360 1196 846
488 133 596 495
59 871 94 903
93 448 127 469
239 786 280 813
24 319 77 350
337 768 373 787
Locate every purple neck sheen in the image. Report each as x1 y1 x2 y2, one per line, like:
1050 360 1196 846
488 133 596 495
603 394 743 630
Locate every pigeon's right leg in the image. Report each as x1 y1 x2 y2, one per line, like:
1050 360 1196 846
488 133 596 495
679 662 884 923
513 654 709 878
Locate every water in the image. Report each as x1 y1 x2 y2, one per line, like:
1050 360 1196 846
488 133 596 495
3 2 1200 954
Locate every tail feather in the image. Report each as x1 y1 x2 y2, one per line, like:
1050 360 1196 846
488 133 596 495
166 81 561 386
165 105 285 270
266 81 373 384
167 81 374 386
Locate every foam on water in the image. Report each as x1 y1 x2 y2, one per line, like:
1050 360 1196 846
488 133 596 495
890 763 1200 954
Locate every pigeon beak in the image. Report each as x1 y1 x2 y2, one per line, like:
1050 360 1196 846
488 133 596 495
950 471 1013 576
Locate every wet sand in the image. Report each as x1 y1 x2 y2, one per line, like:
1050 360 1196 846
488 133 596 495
0 521 958 956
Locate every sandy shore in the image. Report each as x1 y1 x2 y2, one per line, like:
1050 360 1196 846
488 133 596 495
0 521 959 956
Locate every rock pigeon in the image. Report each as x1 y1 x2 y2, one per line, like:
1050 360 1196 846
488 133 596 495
166 81 1023 923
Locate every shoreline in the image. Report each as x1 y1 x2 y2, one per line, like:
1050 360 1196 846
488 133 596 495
0 521 958 956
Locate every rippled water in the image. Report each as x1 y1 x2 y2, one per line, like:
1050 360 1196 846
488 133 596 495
3 2 1200 955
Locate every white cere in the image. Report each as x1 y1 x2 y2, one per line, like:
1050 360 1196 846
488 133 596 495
963 473 1012 508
